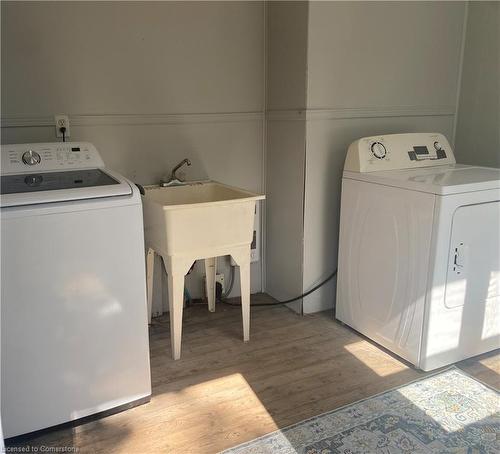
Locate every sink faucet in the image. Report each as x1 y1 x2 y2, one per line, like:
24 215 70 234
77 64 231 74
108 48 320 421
160 158 192 187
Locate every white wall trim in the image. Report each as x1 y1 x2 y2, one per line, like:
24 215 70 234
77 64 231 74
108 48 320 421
1 112 264 128
266 105 456 122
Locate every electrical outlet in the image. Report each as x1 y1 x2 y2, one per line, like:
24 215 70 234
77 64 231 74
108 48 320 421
203 273 225 298
216 273 225 295
55 114 70 138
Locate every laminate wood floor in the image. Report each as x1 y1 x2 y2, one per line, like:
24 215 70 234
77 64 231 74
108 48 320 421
11 294 500 454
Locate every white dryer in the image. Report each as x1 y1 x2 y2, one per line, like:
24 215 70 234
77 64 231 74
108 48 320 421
1 142 151 439
336 133 500 371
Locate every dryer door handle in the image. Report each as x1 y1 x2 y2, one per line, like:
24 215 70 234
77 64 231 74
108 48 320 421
453 242 468 274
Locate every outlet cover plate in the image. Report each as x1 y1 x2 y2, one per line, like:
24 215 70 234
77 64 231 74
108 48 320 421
55 114 70 138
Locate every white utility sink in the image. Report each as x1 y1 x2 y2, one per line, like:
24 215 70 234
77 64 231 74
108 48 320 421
142 181 265 360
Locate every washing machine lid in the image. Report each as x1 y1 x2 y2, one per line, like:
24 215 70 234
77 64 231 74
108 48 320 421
0 168 133 207
343 164 500 195
1 142 133 207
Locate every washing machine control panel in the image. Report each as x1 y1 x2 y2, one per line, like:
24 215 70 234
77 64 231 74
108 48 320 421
1 142 105 174
344 133 456 172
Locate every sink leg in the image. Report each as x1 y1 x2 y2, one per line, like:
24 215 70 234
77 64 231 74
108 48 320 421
240 260 251 342
163 255 192 360
204 257 217 312
231 246 251 342
168 271 184 360
146 248 155 324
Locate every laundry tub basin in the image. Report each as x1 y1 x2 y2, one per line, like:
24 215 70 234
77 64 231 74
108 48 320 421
142 181 264 257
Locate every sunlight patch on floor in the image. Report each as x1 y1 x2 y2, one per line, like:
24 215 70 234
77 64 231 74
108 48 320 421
343 341 409 377
397 380 498 434
155 373 279 452
476 355 500 375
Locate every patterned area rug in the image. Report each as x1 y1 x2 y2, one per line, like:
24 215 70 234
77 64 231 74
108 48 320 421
222 367 499 454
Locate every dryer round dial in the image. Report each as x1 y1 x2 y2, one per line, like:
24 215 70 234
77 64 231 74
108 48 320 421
22 150 41 166
370 142 387 159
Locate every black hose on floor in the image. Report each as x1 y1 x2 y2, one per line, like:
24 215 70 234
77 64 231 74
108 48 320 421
219 269 338 307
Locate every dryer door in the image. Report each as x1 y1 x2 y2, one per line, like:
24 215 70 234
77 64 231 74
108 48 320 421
336 179 435 364
444 201 500 349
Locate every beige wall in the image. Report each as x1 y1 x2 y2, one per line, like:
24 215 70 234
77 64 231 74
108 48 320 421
1 2 264 116
266 1 308 111
265 2 308 312
1 1 266 308
306 2 465 110
455 1 500 168
264 1 467 313
265 118 306 313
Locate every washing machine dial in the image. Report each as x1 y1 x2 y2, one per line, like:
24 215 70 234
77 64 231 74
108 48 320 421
370 142 387 159
22 150 41 166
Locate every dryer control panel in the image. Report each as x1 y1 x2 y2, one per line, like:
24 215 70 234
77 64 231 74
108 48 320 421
344 133 456 173
1 142 105 175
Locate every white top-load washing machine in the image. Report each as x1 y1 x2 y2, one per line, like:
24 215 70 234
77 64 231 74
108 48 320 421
336 133 500 371
1 142 151 439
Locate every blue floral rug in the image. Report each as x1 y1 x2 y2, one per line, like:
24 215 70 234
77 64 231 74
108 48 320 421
222 367 499 454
